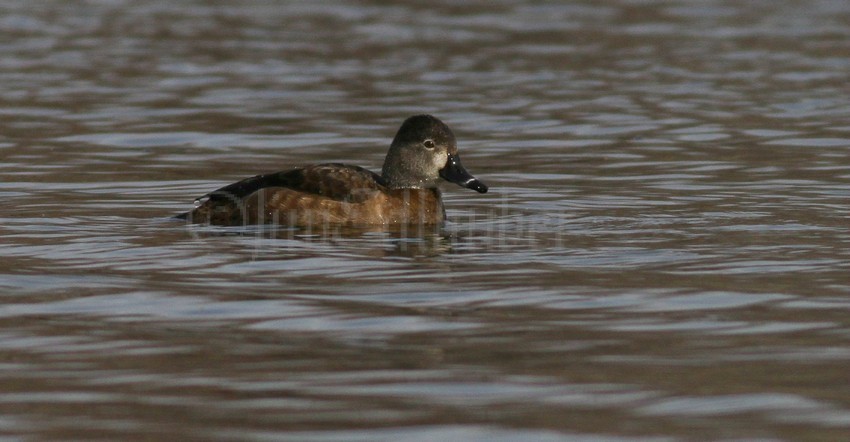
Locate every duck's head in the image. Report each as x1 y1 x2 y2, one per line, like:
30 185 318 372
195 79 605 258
381 114 488 193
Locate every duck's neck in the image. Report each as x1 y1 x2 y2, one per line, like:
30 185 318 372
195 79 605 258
381 172 438 190
381 152 438 190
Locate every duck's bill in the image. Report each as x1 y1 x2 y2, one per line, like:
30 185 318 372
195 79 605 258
440 153 488 193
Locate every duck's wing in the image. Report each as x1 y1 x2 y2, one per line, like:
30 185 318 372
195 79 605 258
200 163 385 204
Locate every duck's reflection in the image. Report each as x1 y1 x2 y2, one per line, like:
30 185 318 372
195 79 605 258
183 222 457 258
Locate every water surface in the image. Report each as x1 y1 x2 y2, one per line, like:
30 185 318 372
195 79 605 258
2 0 850 440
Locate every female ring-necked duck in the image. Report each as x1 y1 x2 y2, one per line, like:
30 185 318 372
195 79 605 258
177 115 488 226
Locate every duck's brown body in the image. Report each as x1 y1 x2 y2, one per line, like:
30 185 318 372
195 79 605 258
185 164 444 226
177 115 487 227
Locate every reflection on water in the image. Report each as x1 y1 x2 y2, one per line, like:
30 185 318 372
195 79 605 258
3 0 850 439
183 223 457 258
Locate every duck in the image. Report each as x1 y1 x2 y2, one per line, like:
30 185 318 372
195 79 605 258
177 114 488 226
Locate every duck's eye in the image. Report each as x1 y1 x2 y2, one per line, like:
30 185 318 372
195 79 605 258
423 139 435 149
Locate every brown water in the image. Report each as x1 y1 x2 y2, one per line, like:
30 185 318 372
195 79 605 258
2 0 850 440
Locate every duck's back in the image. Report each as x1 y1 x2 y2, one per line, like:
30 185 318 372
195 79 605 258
180 164 444 226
